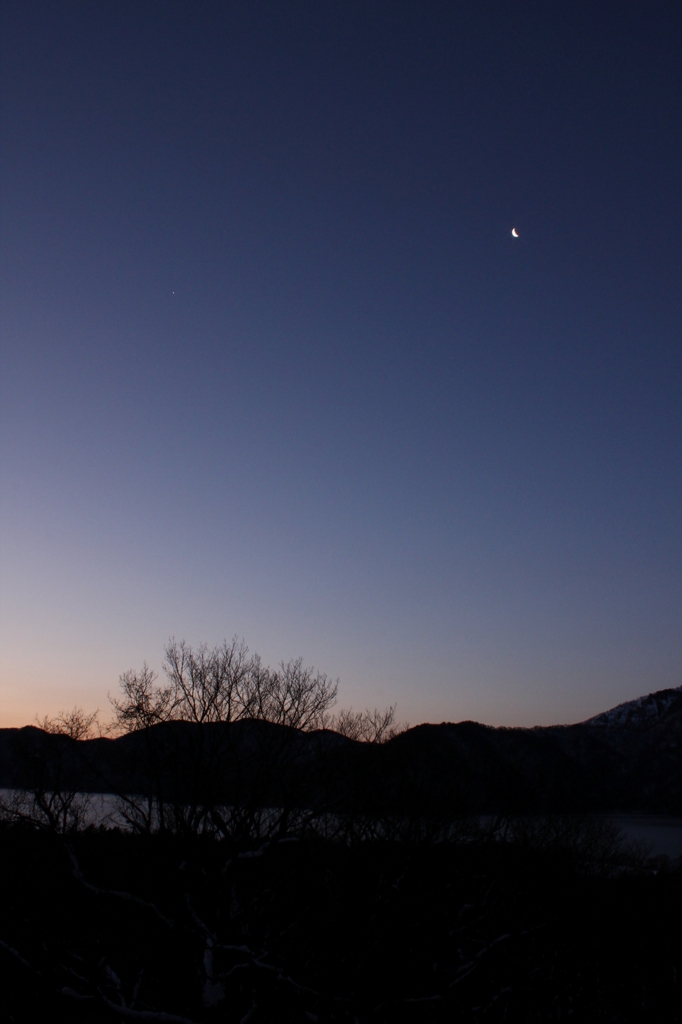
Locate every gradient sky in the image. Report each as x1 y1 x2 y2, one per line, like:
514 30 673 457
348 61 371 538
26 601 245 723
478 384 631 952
1 1 680 729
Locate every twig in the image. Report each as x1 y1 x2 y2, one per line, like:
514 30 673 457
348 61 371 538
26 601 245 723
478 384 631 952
0 937 36 972
66 845 175 928
97 995 202 1023
404 932 513 1003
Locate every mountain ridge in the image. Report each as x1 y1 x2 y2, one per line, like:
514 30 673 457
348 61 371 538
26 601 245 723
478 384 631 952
582 684 682 729
1 683 680 814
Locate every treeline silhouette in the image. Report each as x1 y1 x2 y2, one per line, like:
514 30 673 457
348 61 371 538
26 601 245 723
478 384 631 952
1 640 681 1021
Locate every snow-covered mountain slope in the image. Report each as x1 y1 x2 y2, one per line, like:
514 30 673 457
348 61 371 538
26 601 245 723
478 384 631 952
583 685 682 728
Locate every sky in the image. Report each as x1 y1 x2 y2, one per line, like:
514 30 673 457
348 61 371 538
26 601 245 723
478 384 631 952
1 1 681 729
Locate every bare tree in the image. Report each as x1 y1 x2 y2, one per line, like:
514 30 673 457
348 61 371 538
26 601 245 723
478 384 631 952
330 704 404 743
163 638 254 724
251 655 339 731
106 639 340 839
36 705 100 740
110 639 338 733
109 662 174 732
0 706 99 833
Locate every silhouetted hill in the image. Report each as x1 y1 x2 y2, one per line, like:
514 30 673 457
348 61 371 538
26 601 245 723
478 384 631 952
1 684 680 813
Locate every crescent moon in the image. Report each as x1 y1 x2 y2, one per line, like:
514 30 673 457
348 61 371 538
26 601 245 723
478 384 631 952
511 228 519 238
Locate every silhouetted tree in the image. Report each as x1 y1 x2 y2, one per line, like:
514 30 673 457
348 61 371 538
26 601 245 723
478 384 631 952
36 706 100 741
107 640 340 838
111 638 338 732
328 703 404 743
0 707 100 833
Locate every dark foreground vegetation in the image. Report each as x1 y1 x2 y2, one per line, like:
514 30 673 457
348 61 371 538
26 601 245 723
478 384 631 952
0 819 681 1023
1 642 681 1020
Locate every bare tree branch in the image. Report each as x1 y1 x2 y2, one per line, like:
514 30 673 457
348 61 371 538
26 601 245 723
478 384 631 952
66 845 175 929
0 937 36 972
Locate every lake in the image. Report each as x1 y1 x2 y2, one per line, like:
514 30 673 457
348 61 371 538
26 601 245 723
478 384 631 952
2 791 681 858
609 816 682 859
